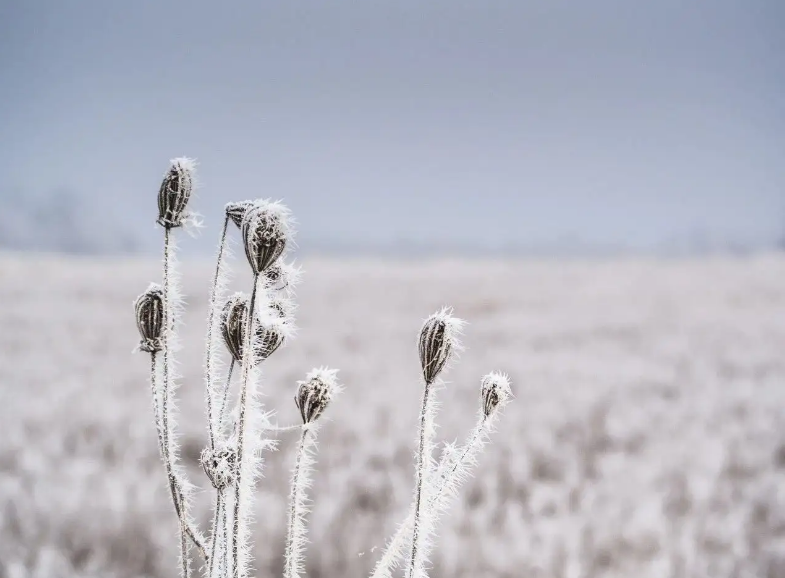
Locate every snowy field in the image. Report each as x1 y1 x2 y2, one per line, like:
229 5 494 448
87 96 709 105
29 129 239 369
1 253 784 578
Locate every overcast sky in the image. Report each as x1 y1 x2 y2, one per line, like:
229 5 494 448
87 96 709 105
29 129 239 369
1 1 784 255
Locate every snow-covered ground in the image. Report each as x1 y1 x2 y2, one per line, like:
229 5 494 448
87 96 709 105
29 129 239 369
1 253 784 578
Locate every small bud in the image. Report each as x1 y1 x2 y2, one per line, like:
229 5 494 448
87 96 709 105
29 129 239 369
135 283 164 353
157 157 195 228
418 307 464 385
220 294 248 363
225 200 254 229
480 372 512 418
295 368 341 424
200 446 237 490
241 201 292 276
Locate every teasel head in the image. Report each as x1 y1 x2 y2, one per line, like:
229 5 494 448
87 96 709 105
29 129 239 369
200 445 237 490
220 294 248 363
241 200 293 276
294 367 341 424
225 200 255 229
418 307 465 385
480 372 512 418
135 283 164 353
157 157 195 228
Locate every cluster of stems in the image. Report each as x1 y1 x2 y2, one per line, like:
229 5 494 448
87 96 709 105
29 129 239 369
134 159 511 578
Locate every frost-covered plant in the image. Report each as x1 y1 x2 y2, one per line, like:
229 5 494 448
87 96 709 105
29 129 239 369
133 158 512 578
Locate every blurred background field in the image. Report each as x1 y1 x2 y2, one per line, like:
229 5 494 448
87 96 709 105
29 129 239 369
1 252 784 578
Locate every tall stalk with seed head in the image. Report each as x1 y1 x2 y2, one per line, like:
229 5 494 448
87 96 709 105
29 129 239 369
406 307 464 578
284 368 341 578
231 200 292 578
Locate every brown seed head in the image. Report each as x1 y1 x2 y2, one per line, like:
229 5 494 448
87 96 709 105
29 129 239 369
241 201 291 276
418 307 464 385
294 368 340 424
157 158 195 228
135 284 164 353
480 372 512 418
220 294 248 363
225 200 254 229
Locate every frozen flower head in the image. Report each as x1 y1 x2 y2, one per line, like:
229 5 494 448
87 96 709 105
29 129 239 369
135 283 164 353
241 200 292 276
200 445 237 490
157 157 195 228
418 307 465 385
480 372 512 418
225 200 255 229
295 368 341 424
220 294 248 363
220 294 287 365
254 320 285 362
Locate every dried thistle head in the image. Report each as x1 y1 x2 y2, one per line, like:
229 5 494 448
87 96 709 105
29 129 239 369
294 367 341 424
225 200 255 228
135 283 164 353
157 157 195 228
480 372 512 418
200 446 237 490
220 294 248 363
418 307 465 385
241 200 292 276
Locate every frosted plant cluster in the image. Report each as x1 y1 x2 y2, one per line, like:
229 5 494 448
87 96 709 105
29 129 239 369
134 158 512 578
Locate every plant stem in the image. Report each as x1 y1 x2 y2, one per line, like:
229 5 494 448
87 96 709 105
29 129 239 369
232 274 260 578
407 380 433 578
205 216 230 450
284 427 311 578
161 227 191 578
217 360 235 436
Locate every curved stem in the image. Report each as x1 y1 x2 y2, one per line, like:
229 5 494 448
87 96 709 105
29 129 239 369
217 360 236 437
205 216 230 450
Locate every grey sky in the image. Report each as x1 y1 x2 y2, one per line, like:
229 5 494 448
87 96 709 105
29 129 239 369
1 1 784 254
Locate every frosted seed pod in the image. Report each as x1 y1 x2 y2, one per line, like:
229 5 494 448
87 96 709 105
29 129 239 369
135 283 164 353
241 201 291 275
294 368 340 424
157 158 194 228
418 307 464 385
225 200 254 229
480 372 512 418
220 294 248 363
200 446 237 490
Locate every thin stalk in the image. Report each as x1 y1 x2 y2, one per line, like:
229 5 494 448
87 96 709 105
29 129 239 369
283 427 314 578
232 274 260 578
407 381 434 578
217 360 236 436
150 352 164 456
161 227 191 578
208 492 225 578
205 216 230 449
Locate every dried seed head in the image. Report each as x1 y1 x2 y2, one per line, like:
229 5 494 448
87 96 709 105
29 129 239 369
241 201 292 276
268 295 295 320
135 283 164 353
220 294 248 363
200 446 237 490
294 367 341 424
157 157 195 228
225 200 255 229
255 323 285 361
418 307 465 385
480 372 512 418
